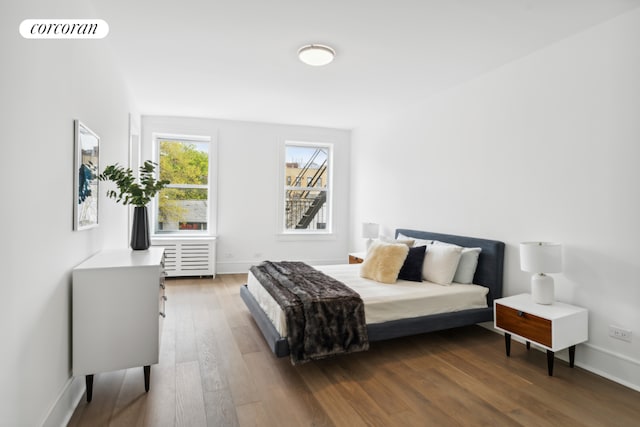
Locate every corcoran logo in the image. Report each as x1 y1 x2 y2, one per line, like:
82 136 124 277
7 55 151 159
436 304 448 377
19 19 109 39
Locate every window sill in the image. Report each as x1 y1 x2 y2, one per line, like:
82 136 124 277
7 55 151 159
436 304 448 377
151 235 217 241
276 232 336 242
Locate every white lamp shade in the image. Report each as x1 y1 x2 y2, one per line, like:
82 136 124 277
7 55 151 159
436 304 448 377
520 242 562 273
362 222 379 239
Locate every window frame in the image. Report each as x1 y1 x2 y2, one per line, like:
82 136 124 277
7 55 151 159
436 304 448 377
152 133 213 236
280 140 333 235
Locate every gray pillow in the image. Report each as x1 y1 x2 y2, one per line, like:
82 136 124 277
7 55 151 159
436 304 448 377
453 247 482 284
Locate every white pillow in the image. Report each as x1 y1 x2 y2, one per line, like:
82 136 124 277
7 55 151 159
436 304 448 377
380 235 415 247
422 244 462 285
432 241 482 284
396 232 413 241
397 233 434 244
412 237 434 247
453 248 482 284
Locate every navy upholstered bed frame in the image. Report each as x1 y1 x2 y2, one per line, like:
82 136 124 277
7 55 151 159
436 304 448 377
239 229 505 358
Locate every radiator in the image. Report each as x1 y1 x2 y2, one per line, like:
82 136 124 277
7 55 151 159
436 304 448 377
151 237 216 277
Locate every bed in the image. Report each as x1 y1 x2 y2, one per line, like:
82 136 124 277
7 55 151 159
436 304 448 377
240 229 505 359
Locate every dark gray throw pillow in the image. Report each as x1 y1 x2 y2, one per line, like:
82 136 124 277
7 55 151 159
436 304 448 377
397 245 427 282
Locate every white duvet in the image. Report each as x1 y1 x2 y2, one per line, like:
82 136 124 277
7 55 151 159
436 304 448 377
247 263 488 337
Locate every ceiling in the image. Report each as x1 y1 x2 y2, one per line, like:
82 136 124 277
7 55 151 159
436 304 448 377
92 0 640 129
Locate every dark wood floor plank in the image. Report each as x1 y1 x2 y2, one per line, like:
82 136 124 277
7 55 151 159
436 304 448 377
335 353 411 416
429 357 548 427
252 351 336 426
319 359 397 426
296 362 370 427
438 335 619 426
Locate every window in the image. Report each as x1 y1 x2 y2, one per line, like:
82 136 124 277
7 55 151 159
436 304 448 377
283 142 331 232
154 135 211 234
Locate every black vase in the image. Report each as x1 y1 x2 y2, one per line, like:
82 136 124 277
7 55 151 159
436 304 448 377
131 206 151 250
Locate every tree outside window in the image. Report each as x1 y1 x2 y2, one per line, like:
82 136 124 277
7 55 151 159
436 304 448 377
155 137 210 234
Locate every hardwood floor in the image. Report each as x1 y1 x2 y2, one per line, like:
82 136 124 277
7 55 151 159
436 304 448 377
68 275 640 426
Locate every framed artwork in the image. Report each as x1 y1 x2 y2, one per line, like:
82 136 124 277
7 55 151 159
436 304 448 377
73 120 100 230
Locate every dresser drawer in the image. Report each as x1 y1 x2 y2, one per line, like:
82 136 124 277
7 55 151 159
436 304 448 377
496 304 552 347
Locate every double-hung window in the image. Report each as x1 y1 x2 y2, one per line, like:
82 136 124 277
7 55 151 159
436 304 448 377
154 135 211 234
283 142 332 232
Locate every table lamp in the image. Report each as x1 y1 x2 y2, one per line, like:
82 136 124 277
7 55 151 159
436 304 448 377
362 223 379 250
520 242 562 305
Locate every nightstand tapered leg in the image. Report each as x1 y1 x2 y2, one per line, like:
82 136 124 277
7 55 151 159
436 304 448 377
504 333 511 356
546 350 555 376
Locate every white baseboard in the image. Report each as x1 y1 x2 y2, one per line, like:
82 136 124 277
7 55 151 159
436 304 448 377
480 323 640 392
215 260 255 274
577 343 640 392
41 376 84 427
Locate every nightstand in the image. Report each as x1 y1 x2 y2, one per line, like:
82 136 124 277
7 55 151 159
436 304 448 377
348 252 366 264
494 294 588 376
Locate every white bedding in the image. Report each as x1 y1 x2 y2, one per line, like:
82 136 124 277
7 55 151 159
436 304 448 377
247 263 488 337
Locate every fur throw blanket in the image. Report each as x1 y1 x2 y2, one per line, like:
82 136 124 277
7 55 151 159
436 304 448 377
250 261 369 364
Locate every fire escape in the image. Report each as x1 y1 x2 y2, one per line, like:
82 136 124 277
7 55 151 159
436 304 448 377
286 149 327 229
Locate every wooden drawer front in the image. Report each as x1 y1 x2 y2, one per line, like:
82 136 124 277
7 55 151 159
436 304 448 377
349 255 364 264
496 304 552 347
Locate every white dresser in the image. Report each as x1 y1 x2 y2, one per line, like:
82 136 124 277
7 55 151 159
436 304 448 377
72 248 166 401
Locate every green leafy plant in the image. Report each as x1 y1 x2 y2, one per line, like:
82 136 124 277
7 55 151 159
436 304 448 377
98 160 170 207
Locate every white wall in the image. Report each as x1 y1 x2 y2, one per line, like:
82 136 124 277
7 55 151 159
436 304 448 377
350 9 640 390
1 1 136 425
142 116 351 273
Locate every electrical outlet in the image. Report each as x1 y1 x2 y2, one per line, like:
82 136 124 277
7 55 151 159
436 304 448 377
609 325 632 342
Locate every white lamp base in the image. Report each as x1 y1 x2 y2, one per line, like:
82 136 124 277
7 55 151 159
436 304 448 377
531 273 554 305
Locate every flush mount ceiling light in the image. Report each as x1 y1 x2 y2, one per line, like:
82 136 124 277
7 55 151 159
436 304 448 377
298 44 335 66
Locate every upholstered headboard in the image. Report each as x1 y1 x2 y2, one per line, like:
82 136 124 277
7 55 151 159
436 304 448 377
395 229 505 306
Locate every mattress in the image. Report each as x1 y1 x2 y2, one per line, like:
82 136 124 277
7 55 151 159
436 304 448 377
247 263 489 337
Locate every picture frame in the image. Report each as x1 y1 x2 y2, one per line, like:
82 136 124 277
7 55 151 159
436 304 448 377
73 120 100 230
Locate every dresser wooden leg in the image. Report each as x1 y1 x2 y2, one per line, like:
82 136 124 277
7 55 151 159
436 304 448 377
144 365 150 392
569 345 576 368
85 374 94 402
546 350 555 376
504 333 511 356
526 341 531 350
